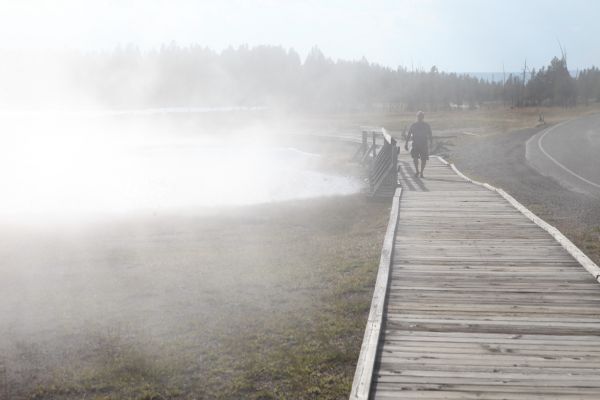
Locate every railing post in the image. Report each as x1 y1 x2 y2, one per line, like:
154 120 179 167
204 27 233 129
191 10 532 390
362 127 399 198
371 132 376 163
362 131 367 157
392 139 398 186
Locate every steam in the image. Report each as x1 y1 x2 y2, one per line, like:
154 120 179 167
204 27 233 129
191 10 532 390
0 113 361 226
0 42 367 399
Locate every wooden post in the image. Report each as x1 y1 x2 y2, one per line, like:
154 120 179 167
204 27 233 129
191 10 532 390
362 131 367 157
371 133 376 163
391 138 398 186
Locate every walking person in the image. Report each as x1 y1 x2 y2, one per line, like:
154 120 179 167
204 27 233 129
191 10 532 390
404 111 433 178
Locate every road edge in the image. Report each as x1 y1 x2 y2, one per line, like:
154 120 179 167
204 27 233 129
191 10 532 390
526 116 600 195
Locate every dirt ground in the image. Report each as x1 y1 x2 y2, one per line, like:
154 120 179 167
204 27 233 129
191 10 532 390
448 128 600 266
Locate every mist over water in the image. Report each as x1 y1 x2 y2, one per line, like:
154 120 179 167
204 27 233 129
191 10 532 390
0 110 361 225
0 108 363 396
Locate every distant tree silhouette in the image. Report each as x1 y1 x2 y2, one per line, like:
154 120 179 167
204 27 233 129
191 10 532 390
523 56 577 107
0 44 598 111
576 66 600 105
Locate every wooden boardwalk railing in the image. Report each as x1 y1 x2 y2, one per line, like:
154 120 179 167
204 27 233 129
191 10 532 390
351 151 600 399
353 127 399 198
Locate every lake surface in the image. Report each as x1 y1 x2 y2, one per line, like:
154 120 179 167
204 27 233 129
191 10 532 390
0 114 362 224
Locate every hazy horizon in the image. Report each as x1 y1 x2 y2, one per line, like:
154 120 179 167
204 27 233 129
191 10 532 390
2 0 600 73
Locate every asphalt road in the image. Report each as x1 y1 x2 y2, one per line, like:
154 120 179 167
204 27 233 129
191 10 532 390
526 113 600 198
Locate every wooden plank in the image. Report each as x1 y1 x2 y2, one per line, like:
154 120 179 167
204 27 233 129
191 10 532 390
374 389 600 399
379 340 600 351
382 331 600 342
373 375 600 387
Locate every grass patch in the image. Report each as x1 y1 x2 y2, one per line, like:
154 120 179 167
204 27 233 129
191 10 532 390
566 225 600 266
3 194 389 400
284 103 600 136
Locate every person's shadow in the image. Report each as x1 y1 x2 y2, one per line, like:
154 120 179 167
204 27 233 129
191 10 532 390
397 160 428 191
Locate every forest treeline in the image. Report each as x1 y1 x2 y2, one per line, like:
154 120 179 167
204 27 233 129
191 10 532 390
2 44 600 110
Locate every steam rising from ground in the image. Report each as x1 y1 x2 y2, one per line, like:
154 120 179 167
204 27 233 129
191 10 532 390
0 112 361 225
0 108 365 396
0 47 367 398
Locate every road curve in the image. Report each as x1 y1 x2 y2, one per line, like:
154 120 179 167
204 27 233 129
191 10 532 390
526 113 600 198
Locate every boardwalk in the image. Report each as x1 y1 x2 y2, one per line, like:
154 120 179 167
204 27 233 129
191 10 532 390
352 153 600 399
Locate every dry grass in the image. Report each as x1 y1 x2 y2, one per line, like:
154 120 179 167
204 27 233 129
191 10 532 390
282 102 600 137
1 192 389 400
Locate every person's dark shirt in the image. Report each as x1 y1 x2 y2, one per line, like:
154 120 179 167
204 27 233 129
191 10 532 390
408 121 432 148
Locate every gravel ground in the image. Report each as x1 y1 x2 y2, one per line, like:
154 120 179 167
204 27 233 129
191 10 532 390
448 127 600 265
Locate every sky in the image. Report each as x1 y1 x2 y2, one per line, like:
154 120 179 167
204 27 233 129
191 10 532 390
1 0 599 72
